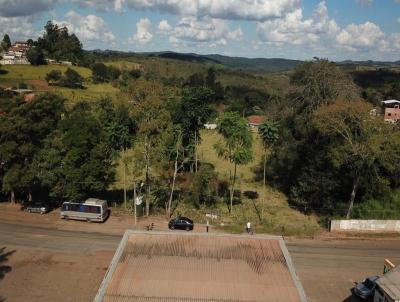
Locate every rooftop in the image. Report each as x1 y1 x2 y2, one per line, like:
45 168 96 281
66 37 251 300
382 100 400 105
247 115 266 125
377 266 400 300
94 231 307 302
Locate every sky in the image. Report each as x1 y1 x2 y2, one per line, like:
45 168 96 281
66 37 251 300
0 0 399 61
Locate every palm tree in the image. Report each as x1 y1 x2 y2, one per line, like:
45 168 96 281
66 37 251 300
258 121 279 187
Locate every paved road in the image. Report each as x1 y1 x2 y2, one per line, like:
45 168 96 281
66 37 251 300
0 221 121 252
2 220 400 302
287 238 400 302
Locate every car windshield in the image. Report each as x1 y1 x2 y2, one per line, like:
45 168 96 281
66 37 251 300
364 279 376 289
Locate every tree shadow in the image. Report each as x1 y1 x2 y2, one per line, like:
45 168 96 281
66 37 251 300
0 247 15 302
0 247 15 280
342 288 362 302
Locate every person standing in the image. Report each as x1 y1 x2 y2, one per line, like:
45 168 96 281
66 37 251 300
206 220 209 233
246 221 251 234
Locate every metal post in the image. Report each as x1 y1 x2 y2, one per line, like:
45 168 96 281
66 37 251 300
133 181 137 227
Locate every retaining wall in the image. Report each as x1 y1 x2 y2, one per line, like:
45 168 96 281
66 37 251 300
330 220 400 232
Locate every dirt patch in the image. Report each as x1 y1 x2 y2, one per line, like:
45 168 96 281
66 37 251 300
0 246 113 302
26 79 53 91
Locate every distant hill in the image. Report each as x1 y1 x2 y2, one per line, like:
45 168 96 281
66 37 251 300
157 52 303 73
88 49 400 74
89 50 303 73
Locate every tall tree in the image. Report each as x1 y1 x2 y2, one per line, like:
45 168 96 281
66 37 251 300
0 94 64 202
313 98 398 218
130 80 173 216
179 86 214 172
258 120 279 187
1 34 11 51
214 112 252 212
57 102 114 200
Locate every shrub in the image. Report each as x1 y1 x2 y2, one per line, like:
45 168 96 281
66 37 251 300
243 190 259 199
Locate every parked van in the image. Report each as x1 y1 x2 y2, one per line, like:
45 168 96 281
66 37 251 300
60 198 109 222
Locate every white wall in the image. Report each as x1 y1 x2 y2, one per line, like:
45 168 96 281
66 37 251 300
330 220 400 232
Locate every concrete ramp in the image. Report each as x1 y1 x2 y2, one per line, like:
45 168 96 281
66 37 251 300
94 231 307 302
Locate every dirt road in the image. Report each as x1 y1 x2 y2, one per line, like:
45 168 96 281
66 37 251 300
1 204 400 302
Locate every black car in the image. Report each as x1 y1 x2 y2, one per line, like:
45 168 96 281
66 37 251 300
24 202 50 214
168 216 194 231
353 275 379 300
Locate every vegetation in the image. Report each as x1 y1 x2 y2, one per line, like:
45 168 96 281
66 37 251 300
1 34 11 51
1 20 400 235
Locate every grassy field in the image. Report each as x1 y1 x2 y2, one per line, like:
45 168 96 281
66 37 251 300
196 129 322 236
0 64 119 103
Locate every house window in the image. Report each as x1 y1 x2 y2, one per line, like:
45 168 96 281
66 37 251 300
388 113 392 116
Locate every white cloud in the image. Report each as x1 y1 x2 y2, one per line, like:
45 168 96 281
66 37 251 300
169 16 243 46
0 0 58 17
257 1 339 46
71 0 125 13
390 33 400 49
131 18 153 44
54 11 115 45
126 0 300 21
158 19 172 33
0 16 36 39
227 28 243 41
336 22 384 50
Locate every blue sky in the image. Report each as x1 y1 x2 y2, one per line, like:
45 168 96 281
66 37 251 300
0 0 399 61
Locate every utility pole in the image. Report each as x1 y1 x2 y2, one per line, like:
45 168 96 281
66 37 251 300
133 181 137 227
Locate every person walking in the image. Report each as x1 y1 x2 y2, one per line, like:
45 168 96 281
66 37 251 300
246 221 251 234
206 220 209 233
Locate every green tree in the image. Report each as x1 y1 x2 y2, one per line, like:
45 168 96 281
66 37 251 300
26 47 45 65
214 112 252 212
291 59 359 113
61 68 83 88
258 120 279 187
57 102 114 200
45 70 62 85
179 86 214 172
1 34 11 51
313 98 399 218
130 80 173 216
0 94 64 202
192 164 218 208
38 21 83 64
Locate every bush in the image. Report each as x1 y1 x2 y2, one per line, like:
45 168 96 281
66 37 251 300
45 70 62 85
61 68 83 88
243 190 259 199
92 62 108 83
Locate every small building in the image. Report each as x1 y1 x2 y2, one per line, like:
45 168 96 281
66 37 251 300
204 123 217 130
375 266 400 302
382 100 400 123
247 115 266 129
